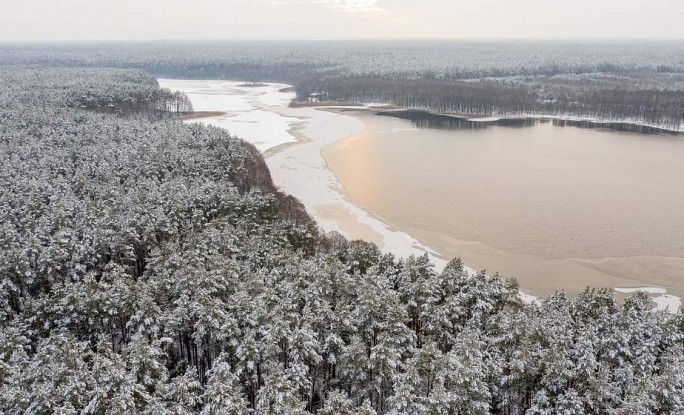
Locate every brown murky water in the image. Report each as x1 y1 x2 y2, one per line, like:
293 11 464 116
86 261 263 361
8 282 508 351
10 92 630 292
324 110 684 298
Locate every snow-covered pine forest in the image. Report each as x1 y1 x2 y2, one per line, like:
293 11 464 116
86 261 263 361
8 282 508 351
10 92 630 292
1 65 684 415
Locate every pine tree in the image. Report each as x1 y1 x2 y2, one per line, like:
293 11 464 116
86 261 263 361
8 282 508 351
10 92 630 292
201 360 249 415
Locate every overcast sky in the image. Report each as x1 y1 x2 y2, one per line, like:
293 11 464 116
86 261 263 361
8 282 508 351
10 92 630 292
2 0 683 41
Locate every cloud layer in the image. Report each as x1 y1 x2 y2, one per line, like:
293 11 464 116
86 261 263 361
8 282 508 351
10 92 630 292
1 0 683 41
313 0 384 13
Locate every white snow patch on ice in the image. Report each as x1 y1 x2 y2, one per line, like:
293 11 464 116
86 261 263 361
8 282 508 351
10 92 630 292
197 111 298 153
615 287 681 314
257 89 292 107
652 295 682 314
159 79 298 153
185 92 254 112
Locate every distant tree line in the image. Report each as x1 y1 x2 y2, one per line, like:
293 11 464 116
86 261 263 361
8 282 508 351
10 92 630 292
4 41 684 80
296 75 684 130
3 41 684 128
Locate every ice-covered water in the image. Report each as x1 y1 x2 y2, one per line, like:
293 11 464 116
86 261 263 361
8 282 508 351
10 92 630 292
159 80 297 152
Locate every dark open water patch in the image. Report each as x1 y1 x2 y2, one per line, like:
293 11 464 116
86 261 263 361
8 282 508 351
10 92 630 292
376 109 683 136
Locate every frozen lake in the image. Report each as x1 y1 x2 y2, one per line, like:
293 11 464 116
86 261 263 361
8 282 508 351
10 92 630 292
325 110 684 311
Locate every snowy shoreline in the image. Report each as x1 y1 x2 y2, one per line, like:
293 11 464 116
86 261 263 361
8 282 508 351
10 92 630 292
158 79 449 266
158 79 681 313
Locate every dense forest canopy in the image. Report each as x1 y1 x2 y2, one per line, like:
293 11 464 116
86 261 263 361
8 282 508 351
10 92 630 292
0 66 192 116
3 41 684 79
2 40 684 128
1 62 683 414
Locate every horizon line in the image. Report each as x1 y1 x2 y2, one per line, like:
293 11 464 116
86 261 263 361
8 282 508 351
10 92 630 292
2 37 684 45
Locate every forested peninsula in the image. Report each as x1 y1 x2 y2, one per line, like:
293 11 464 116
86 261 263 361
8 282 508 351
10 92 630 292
1 60 683 414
